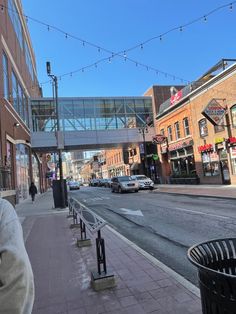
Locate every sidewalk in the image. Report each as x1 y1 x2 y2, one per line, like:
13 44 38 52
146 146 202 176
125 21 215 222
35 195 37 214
16 191 202 314
153 184 236 199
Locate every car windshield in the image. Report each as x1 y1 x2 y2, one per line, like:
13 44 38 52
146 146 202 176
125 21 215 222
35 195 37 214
69 182 79 185
118 176 133 182
136 176 148 180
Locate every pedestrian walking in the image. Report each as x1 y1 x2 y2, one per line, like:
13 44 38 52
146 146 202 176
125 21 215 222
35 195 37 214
0 198 34 314
29 182 37 203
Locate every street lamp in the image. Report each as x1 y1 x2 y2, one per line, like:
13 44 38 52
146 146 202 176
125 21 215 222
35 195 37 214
46 61 66 208
138 125 148 176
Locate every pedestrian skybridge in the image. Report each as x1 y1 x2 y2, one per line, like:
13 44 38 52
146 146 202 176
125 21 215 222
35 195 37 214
30 97 155 151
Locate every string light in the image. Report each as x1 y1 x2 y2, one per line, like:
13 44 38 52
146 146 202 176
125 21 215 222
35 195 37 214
203 15 207 22
230 3 233 10
179 26 183 32
140 44 143 49
65 33 68 39
47 25 50 31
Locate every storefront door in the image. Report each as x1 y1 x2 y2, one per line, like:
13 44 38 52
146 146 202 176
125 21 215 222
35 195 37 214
220 160 231 184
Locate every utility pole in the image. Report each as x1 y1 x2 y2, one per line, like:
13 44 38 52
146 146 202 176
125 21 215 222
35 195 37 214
138 125 148 176
46 62 66 208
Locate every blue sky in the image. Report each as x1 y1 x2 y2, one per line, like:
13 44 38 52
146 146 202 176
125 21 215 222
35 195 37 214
21 0 236 97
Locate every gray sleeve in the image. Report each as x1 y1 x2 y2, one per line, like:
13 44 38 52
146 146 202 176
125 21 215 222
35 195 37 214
0 200 34 314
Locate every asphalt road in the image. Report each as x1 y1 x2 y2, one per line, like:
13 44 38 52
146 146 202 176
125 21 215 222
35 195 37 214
69 186 236 285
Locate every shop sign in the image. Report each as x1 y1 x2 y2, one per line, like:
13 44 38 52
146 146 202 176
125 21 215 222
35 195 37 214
228 137 236 144
230 147 236 158
202 99 226 126
215 137 224 144
168 138 193 152
152 154 159 160
198 143 213 152
170 90 182 105
152 134 167 144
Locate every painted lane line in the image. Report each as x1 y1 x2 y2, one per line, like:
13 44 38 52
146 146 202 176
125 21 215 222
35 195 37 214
175 207 230 220
119 208 143 216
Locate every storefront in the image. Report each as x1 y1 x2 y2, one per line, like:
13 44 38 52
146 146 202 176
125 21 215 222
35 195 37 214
198 138 231 184
16 143 30 203
168 139 196 176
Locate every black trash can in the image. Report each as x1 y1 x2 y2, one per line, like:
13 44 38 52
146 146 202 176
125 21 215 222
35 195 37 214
52 179 68 208
188 238 236 314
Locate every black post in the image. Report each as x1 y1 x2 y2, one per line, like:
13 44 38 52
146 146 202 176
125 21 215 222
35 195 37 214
96 230 107 275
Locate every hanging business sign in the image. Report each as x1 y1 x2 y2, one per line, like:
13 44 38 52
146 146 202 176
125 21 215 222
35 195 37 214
202 99 226 126
152 134 167 144
170 90 182 105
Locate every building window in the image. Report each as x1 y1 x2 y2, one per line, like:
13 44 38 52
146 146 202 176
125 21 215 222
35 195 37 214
230 105 236 127
167 126 173 142
174 122 180 140
160 128 165 136
183 118 190 136
8 0 23 49
201 151 219 176
199 119 208 137
230 147 236 174
12 71 18 112
2 52 9 99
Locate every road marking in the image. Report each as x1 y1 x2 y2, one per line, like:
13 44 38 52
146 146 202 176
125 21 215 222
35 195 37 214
175 207 230 219
120 208 143 216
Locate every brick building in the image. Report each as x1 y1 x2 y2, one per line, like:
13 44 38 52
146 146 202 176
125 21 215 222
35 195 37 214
156 59 236 185
0 0 41 203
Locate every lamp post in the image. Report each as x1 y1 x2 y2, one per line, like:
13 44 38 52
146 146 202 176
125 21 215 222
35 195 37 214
138 125 148 176
46 61 66 208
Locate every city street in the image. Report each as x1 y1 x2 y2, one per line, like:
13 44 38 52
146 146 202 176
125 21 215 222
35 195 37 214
70 186 236 285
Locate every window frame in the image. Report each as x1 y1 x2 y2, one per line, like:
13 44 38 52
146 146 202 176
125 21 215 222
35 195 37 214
230 104 236 128
183 117 190 136
167 125 173 142
199 118 208 137
174 121 181 140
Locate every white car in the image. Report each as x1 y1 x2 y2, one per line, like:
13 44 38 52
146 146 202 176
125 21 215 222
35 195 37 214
131 175 154 190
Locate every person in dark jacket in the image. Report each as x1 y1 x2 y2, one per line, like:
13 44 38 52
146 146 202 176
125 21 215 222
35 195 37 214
29 182 38 203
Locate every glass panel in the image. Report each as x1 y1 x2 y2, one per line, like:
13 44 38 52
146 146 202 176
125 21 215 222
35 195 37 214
2 53 9 99
231 105 236 127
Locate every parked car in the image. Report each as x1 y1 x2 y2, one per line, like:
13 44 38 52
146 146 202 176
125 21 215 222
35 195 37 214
104 178 112 188
111 176 139 193
68 181 80 190
131 175 154 190
98 178 107 187
89 179 100 186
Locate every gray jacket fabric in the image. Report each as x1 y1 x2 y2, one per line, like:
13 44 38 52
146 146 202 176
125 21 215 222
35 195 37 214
0 199 34 314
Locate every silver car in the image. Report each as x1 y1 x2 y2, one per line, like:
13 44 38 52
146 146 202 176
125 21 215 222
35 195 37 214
131 175 154 190
111 176 139 193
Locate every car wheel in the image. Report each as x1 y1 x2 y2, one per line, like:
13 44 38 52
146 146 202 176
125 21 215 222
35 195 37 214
135 189 139 193
118 186 122 193
111 188 114 193
150 187 154 190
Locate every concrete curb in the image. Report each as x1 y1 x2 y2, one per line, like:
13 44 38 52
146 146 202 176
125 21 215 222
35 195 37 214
153 190 236 200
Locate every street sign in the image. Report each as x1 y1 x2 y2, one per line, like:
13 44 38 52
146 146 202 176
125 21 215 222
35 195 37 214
152 134 167 144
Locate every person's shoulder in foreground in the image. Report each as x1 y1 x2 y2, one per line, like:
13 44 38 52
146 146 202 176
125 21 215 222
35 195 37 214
0 198 34 314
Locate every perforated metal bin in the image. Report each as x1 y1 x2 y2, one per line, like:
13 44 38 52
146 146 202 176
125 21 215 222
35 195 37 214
188 238 236 314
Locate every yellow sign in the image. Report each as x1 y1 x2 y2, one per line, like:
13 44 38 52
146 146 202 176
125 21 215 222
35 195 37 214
215 137 224 144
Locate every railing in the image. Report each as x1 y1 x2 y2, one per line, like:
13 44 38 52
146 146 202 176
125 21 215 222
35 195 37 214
68 197 108 276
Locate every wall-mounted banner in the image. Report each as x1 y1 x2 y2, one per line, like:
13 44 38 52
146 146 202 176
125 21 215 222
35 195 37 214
202 99 226 126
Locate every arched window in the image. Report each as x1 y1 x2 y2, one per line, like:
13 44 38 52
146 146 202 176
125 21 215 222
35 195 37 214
230 105 236 127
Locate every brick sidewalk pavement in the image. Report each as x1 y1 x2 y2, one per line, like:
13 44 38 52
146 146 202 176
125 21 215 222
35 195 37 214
17 192 202 314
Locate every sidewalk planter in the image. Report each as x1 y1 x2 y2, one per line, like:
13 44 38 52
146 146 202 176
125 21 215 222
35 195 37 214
188 238 236 314
170 176 200 185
